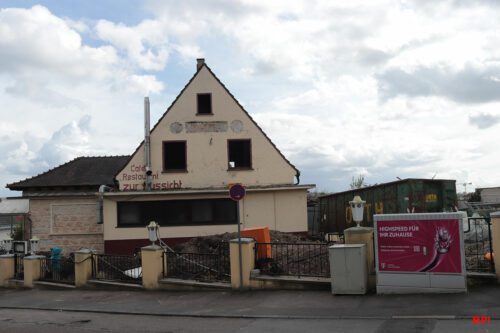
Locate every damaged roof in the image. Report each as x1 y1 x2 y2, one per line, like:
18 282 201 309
7 156 130 191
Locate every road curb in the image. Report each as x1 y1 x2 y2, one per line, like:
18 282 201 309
0 306 497 321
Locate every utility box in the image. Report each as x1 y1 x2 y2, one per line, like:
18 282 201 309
329 244 367 295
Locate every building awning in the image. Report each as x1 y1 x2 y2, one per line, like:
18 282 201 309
102 184 315 197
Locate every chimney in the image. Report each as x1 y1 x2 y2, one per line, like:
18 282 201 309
144 97 152 191
197 58 205 71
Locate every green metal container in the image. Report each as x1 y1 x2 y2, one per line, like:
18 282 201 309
316 179 457 235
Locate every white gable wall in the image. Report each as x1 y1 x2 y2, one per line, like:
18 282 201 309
117 66 296 190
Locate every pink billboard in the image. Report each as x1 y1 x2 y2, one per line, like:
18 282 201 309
376 219 462 273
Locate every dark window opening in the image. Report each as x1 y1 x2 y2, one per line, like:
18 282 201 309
117 199 237 227
197 93 212 114
163 141 186 171
228 139 251 169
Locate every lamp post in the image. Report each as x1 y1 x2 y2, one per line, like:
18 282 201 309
147 221 159 246
29 236 39 255
349 196 366 228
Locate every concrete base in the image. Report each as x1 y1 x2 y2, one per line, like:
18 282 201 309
159 278 231 291
249 271 330 290
377 285 467 294
344 226 375 290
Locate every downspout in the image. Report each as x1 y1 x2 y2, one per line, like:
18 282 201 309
144 97 153 191
295 170 301 185
96 185 112 224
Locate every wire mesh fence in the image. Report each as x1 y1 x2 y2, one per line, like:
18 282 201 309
464 217 495 273
163 242 230 282
255 242 331 278
39 255 75 285
92 254 142 284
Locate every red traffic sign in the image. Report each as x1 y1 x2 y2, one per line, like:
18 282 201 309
229 184 246 201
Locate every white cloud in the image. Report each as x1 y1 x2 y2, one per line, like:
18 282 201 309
95 19 170 70
0 6 117 80
3 1 500 196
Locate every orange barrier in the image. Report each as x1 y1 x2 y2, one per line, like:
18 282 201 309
241 226 272 259
485 252 494 261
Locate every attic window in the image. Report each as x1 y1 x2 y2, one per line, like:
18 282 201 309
163 141 187 172
197 93 212 115
228 139 252 170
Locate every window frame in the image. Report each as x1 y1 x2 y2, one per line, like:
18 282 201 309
116 198 238 228
227 138 253 171
162 140 188 173
196 93 213 115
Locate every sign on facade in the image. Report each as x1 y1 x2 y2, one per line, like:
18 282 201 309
374 212 467 294
229 184 246 201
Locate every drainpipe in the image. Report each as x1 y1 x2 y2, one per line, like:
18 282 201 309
144 97 153 191
295 170 301 185
96 185 112 224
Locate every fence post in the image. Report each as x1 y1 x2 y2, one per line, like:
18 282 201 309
490 212 500 280
344 227 375 289
0 254 15 287
141 245 163 289
23 255 44 288
229 238 255 290
74 249 93 287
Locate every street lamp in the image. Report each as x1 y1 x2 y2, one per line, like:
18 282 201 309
147 221 159 246
349 196 366 228
30 236 39 255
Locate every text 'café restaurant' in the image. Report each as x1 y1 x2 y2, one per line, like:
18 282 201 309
7 59 314 254
121 165 183 191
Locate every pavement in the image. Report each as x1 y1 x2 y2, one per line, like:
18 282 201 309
0 282 499 320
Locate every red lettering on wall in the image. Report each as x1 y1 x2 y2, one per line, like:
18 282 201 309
122 180 183 191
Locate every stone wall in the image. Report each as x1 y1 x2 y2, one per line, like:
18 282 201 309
29 197 103 254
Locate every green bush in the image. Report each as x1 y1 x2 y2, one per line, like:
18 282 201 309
11 224 23 241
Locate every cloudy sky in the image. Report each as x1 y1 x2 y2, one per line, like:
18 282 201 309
1 0 500 197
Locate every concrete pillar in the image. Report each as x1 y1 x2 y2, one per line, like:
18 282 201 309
229 238 255 290
23 255 44 288
74 249 93 287
0 254 15 287
141 245 164 290
344 227 375 289
490 212 500 280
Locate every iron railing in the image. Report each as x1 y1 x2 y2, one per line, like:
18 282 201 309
255 242 330 278
163 242 230 282
464 217 495 273
92 254 142 284
14 254 24 280
39 255 75 284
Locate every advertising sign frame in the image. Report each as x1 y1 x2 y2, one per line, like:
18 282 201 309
374 212 467 294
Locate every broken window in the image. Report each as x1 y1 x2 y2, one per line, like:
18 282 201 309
228 139 252 169
163 141 186 171
197 93 212 114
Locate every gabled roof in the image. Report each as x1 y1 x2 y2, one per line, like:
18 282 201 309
7 156 130 191
116 61 299 179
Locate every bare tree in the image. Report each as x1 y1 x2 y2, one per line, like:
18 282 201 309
350 174 366 189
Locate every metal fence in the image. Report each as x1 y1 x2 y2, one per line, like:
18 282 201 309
39 255 75 285
163 242 230 282
92 254 142 284
464 217 495 273
255 242 331 278
14 254 24 279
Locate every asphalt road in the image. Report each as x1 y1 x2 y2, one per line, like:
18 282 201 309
0 309 498 333
0 283 499 332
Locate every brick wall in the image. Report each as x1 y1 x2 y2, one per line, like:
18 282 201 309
29 197 104 254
